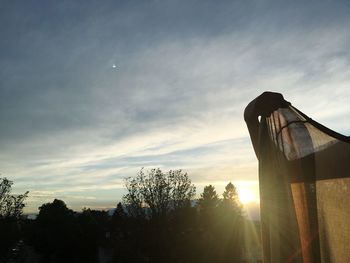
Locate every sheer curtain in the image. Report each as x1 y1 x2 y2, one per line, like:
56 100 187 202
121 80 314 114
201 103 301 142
255 105 350 262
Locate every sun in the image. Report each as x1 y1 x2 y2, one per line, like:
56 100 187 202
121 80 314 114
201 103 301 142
237 187 257 204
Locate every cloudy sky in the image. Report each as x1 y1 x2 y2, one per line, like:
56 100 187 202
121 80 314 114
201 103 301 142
1 0 350 213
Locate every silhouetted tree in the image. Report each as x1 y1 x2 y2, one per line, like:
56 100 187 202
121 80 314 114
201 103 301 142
198 184 219 211
122 174 145 219
196 185 220 262
223 182 238 201
123 168 195 219
168 170 196 210
111 202 126 234
0 177 28 219
75 208 105 263
0 177 28 261
216 182 245 262
17 175 250 262
113 203 126 219
196 183 246 263
222 182 243 214
122 168 196 263
33 199 79 262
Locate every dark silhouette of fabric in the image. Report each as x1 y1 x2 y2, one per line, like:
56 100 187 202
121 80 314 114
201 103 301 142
245 92 350 262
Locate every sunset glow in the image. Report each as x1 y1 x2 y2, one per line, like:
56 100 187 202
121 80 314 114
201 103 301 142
237 187 259 204
1 1 349 214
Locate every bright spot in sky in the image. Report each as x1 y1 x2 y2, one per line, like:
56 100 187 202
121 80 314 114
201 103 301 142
237 187 258 204
112 64 117 69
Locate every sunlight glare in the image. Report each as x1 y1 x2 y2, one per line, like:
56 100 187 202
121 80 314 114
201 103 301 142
237 187 257 204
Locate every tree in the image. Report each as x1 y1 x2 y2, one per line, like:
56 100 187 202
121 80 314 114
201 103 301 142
168 170 196 210
37 199 74 222
123 168 196 219
196 183 246 263
122 168 196 262
111 202 127 239
222 182 243 214
112 202 126 221
196 185 221 262
223 182 238 201
123 173 146 219
197 184 220 238
198 185 219 211
0 177 28 260
34 199 78 262
0 177 28 219
76 209 100 263
217 182 245 262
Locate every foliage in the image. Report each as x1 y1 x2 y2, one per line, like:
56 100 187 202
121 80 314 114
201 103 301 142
112 202 126 225
26 199 108 262
17 170 252 263
196 183 246 262
223 182 239 201
222 182 243 214
0 177 28 261
32 199 77 261
198 184 219 210
0 177 28 219
37 199 74 222
123 168 196 219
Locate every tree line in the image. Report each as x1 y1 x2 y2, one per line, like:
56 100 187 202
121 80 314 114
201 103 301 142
0 169 260 263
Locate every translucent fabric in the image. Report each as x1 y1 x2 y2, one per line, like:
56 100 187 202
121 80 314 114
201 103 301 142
257 106 350 263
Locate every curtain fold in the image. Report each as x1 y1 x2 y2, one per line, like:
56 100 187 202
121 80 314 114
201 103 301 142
256 105 350 262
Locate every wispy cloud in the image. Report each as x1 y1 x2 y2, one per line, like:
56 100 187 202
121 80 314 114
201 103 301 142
1 0 350 212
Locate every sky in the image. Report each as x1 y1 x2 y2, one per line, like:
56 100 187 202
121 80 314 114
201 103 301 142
1 0 350 213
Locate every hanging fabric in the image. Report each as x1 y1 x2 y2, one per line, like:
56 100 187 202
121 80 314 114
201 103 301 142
245 92 350 262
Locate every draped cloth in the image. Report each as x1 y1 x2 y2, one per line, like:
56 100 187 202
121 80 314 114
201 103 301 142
255 105 350 262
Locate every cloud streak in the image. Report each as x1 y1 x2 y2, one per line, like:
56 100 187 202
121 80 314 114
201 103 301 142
1 0 350 212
